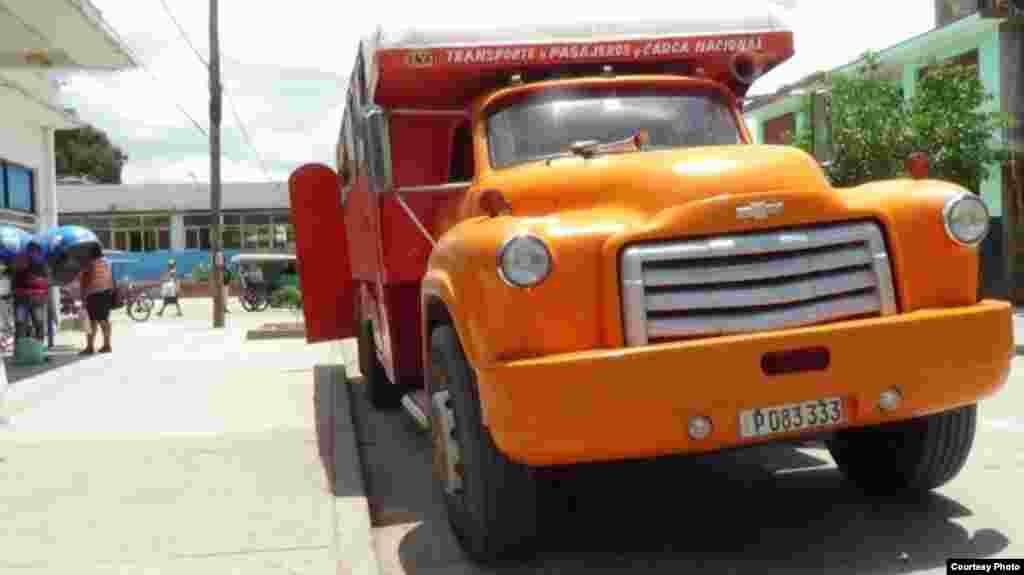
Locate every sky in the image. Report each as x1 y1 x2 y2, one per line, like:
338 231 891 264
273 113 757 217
60 0 935 185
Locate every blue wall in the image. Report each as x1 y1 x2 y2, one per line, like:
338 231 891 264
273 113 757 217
110 249 244 282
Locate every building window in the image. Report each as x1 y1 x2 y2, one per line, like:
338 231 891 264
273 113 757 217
186 227 211 250
223 226 242 249
1 161 34 213
185 214 212 250
58 213 171 253
272 214 291 249
242 213 272 249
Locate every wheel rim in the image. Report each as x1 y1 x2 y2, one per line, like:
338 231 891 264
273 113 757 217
430 362 464 496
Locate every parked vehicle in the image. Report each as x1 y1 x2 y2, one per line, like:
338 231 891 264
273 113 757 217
230 253 298 312
288 6 1013 564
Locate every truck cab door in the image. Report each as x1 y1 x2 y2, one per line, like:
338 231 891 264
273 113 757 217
288 163 356 342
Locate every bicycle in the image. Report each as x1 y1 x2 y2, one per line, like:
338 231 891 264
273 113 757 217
122 282 155 322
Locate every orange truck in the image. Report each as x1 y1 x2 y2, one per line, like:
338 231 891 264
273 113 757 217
289 5 1013 563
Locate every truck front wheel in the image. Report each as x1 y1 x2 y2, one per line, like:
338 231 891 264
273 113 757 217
826 404 977 492
429 325 539 563
359 320 404 410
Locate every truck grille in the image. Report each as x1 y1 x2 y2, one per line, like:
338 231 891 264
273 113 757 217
619 221 897 346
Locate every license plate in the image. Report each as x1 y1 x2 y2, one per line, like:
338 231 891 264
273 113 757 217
739 397 844 438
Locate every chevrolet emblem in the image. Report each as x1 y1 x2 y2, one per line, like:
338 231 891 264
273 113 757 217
736 201 784 220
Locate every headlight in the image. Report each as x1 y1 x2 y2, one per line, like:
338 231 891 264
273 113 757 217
498 234 552 287
942 192 990 246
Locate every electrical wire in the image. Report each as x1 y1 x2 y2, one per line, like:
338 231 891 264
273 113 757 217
156 0 209 67
130 48 209 139
155 0 281 188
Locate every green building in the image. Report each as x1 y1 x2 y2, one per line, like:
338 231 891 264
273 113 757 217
744 2 1023 301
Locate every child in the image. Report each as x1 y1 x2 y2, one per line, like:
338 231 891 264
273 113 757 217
157 262 183 317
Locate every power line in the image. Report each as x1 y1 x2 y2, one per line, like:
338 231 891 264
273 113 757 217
128 47 209 139
156 0 209 68
224 88 281 189
155 0 280 188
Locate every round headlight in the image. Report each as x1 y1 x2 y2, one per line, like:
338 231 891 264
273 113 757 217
943 192 990 246
498 235 552 287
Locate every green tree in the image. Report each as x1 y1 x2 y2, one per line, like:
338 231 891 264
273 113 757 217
55 125 128 184
787 51 1010 189
907 60 1009 193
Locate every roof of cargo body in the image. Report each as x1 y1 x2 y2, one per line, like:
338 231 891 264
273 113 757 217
360 2 794 107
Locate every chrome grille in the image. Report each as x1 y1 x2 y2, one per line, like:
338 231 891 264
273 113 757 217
620 222 897 346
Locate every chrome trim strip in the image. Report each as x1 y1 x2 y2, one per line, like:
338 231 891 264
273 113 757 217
393 190 437 248
395 182 471 194
620 221 899 346
645 268 877 312
642 243 872 287
647 291 882 339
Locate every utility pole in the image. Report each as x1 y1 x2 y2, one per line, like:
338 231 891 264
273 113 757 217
209 0 225 328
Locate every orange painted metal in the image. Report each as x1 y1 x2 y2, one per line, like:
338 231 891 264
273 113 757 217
293 28 1008 470
473 300 1012 466
288 164 356 343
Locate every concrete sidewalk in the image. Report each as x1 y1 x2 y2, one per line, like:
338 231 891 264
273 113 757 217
0 299 378 574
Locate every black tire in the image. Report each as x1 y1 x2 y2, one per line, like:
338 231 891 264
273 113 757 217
127 299 152 322
826 404 977 492
239 290 268 312
430 324 539 563
359 320 404 409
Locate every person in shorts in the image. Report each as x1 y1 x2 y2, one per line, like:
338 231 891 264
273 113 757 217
157 262 182 317
78 244 114 354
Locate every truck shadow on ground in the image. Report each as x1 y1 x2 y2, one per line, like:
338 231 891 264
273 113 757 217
347 379 1009 574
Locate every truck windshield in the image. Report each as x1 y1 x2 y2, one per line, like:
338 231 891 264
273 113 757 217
486 87 742 169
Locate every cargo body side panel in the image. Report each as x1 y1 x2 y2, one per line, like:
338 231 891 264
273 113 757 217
288 164 356 342
375 114 469 385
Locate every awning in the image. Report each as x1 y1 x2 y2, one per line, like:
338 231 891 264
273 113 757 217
0 0 135 70
0 74 80 128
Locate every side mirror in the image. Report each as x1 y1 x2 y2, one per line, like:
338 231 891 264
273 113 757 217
363 105 393 192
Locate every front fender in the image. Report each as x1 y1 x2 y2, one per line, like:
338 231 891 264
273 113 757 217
835 178 981 311
422 212 619 369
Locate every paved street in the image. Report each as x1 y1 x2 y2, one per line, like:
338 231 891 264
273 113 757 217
0 300 350 574
351 348 1024 575
4 303 1024 574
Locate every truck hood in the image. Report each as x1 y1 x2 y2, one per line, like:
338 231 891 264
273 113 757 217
479 145 834 219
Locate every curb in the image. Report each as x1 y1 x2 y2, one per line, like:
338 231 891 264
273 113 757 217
245 328 305 340
314 364 381 575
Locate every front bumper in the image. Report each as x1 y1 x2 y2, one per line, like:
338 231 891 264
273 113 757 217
475 300 1013 466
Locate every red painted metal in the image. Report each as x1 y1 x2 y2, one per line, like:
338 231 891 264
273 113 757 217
372 31 794 107
288 163 356 343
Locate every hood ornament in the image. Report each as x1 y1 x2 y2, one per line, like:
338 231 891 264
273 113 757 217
736 200 784 220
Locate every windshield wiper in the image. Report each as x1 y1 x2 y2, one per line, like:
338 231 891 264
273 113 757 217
566 130 650 159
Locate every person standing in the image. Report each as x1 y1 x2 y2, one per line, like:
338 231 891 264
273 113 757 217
156 262 183 317
78 244 114 354
13 241 50 342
